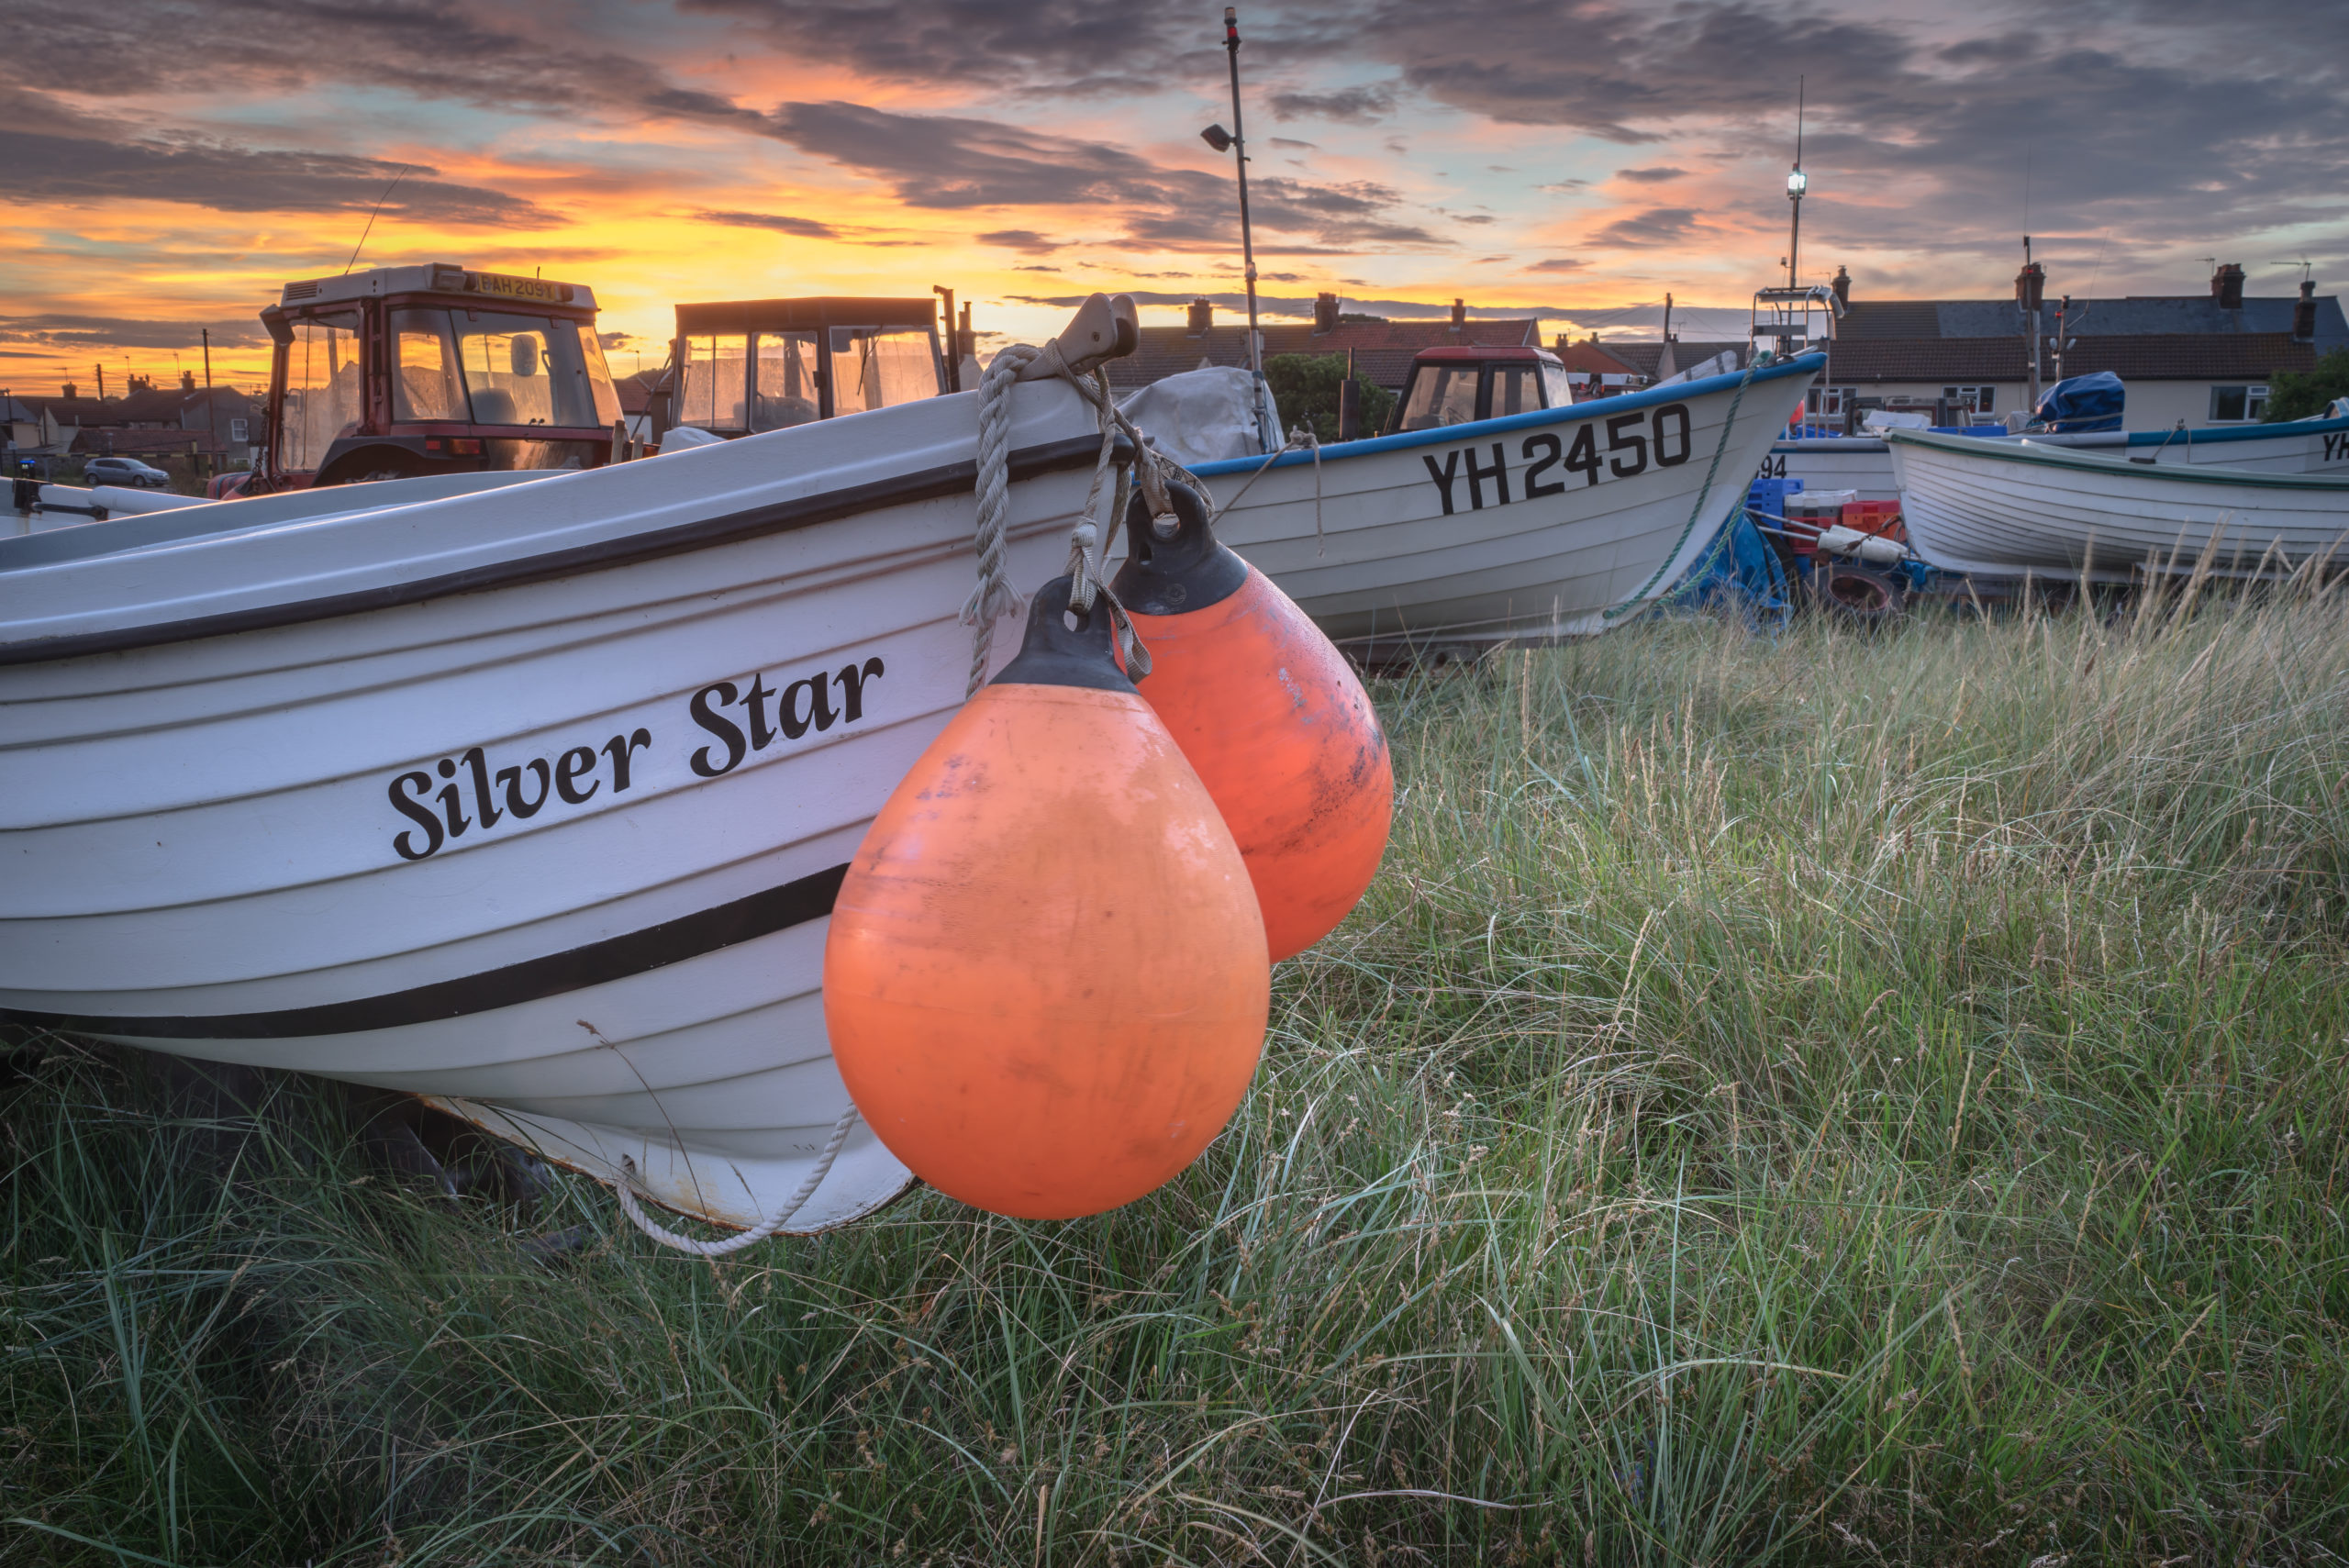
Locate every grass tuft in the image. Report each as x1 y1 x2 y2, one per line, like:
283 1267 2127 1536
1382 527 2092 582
7 588 2349 1564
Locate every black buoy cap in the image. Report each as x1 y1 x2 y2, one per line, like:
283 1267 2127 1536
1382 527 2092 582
1110 479 1249 617
990 573 1141 694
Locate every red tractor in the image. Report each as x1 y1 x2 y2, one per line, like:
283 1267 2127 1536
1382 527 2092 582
218 262 622 497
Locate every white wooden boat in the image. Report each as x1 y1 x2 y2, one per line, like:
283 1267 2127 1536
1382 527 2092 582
1189 355 1821 654
0 373 1116 1232
1887 428 2349 583
1765 412 2349 506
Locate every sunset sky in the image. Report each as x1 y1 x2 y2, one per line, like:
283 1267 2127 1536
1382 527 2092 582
5 0 2343 395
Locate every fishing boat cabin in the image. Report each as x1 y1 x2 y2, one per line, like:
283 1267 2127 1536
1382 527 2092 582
1386 345 1577 433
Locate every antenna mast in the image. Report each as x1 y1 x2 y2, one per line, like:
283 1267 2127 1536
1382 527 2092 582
1786 78 1808 291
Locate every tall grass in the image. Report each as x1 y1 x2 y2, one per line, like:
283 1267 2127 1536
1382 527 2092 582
7 589 2349 1565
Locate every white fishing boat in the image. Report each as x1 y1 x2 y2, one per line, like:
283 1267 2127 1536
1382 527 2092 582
1188 354 1823 654
1765 411 2349 505
1887 428 2349 582
0 301 1140 1233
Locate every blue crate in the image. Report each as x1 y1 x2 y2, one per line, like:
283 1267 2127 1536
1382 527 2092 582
1744 476 1804 515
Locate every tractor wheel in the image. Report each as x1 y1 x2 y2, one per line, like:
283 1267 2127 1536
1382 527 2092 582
1817 562 1904 628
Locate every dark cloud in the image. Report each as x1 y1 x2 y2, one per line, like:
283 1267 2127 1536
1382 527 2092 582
1617 166 1687 183
679 0 1207 95
1270 138 1319 150
0 315 271 350
0 91 547 224
762 102 1444 250
1595 206 1698 247
1526 258 1589 272
694 208 841 237
1267 84 1397 124
1322 0 2349 267
3 3 766 132
977 229 1059 252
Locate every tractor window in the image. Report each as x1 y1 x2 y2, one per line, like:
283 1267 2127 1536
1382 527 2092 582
1540 364 1574 409
453 311 607 428
1397 365 1481 431
573 324 623 428
1491 364 1541 417
677 334 750 431
751 332 820 431
391 309 468 422
282 312 362 472
830 327 939 416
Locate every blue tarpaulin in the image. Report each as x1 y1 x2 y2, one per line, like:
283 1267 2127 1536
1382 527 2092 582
2034 372 2125 433
1669 497 1789 628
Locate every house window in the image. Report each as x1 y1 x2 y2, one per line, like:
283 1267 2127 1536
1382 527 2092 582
2210 384 2268 422
228 417 249 443
1941 385 1997 415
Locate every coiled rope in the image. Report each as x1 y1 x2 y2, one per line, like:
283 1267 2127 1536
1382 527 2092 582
616 1104 860 1258
1602 359 1764 620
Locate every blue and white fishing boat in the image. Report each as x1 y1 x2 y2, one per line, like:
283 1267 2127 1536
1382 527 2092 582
1184 354 1823 657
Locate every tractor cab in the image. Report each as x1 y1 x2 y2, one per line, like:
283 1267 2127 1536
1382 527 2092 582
659 297 951 440
239 263 622 495
1386 346 1576 434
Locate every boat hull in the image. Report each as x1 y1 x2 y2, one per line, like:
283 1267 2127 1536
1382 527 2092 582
1190 357 1820 653
1764 415 2349 515
0 384 1102 1230
1887 428 2349 583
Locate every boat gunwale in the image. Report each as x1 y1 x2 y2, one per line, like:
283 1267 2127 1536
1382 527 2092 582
1187 351 1827 477
1 431 1123 668
1885 428 2349 491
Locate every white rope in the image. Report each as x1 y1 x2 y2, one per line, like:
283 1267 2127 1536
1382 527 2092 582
967 348 1188 685
615 1104 860 1258
963 345 1041 697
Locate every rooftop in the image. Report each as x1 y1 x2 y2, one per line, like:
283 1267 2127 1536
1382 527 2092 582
1827 332 2317 384
1106 317 1541 393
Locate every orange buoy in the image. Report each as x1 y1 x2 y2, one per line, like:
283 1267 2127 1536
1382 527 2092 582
1113 482 1393 962
823 575 1270 1219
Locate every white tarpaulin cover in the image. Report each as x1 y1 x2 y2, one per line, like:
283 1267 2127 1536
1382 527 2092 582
1118 367 1280 467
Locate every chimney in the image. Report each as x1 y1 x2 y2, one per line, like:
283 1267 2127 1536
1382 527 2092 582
181 369 196 392
1313 291 1339 333
1831 264 1851 306
1186 296 1213 334
1449 297 1465 331
61 382 76 400
2293 277 2317 342
2211 262 2245 310
2014 261 2045 314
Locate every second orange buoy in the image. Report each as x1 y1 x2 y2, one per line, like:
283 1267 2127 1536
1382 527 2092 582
1114 481 1392 962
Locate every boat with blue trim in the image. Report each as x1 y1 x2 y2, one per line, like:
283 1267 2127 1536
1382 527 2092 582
1185 352 1823 658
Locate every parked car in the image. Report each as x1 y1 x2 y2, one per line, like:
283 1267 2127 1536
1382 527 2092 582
83 457 173 489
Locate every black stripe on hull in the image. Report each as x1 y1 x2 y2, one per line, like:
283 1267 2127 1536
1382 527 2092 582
2 431 1125 666
1 862 849 1042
